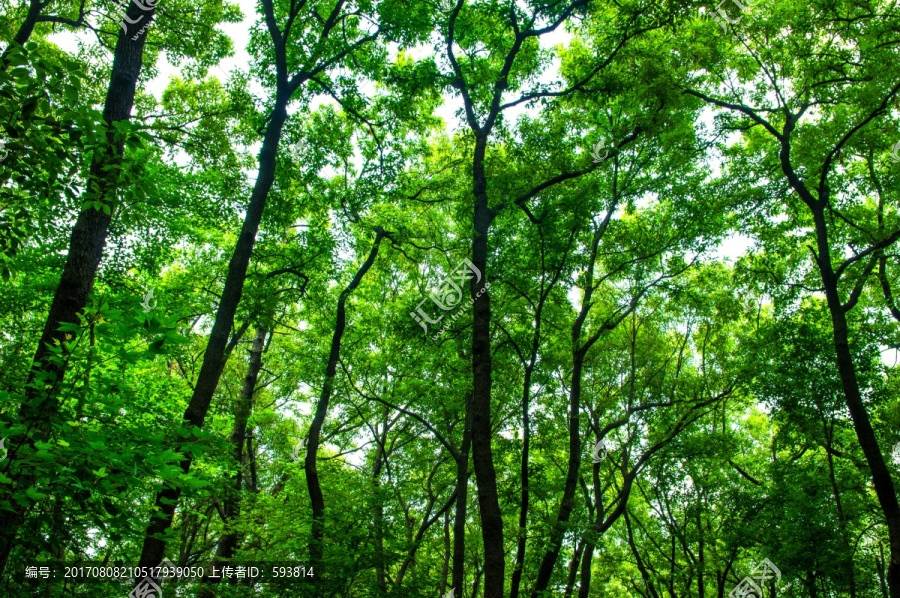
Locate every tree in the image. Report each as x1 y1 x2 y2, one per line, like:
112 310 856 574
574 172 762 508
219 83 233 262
682 0 900 592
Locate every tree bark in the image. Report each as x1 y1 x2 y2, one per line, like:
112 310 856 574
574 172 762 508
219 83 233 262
0 6 155 571
441 510 451 596
531 223 608 597
8 0 42 50
823 419 856 598
508 360 533 598
531 352 585 594
470 133 505 598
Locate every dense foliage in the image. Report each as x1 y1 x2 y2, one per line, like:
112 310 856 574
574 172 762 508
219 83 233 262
1 0 900 596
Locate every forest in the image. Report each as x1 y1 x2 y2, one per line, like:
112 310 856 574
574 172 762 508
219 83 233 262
1 0 899 596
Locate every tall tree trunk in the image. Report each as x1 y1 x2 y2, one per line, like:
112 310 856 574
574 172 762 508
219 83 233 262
393 484 457 589
563 539 585 597
198 326 267 598
577 534 594 598
470 133 505 598
135 99 289 575
510 264 562 598
0 7 155 571
305 228 387 569
531 194 622 597
810 203 900 596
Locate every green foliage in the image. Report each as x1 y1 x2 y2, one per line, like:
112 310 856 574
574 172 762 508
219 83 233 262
2 0 900 597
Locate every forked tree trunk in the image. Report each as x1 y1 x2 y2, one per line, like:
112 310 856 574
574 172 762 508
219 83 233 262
132 0 381 578
1 0 88 65
510 252 565 598
531 352 585 594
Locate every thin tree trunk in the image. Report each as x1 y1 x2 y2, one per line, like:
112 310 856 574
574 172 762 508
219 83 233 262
247 432 258 493
131 0 377 578
510 249 565 598
625 511 661 598
531 189 625 597
810 203 900 596
441 510 451 597
563 539 585 597
0 7 156 571
532 352 584 595
394 487 457 588
305 228 387 570
135 100 289 575
697 493 705 598
373 414 388 593
198 326 267 598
